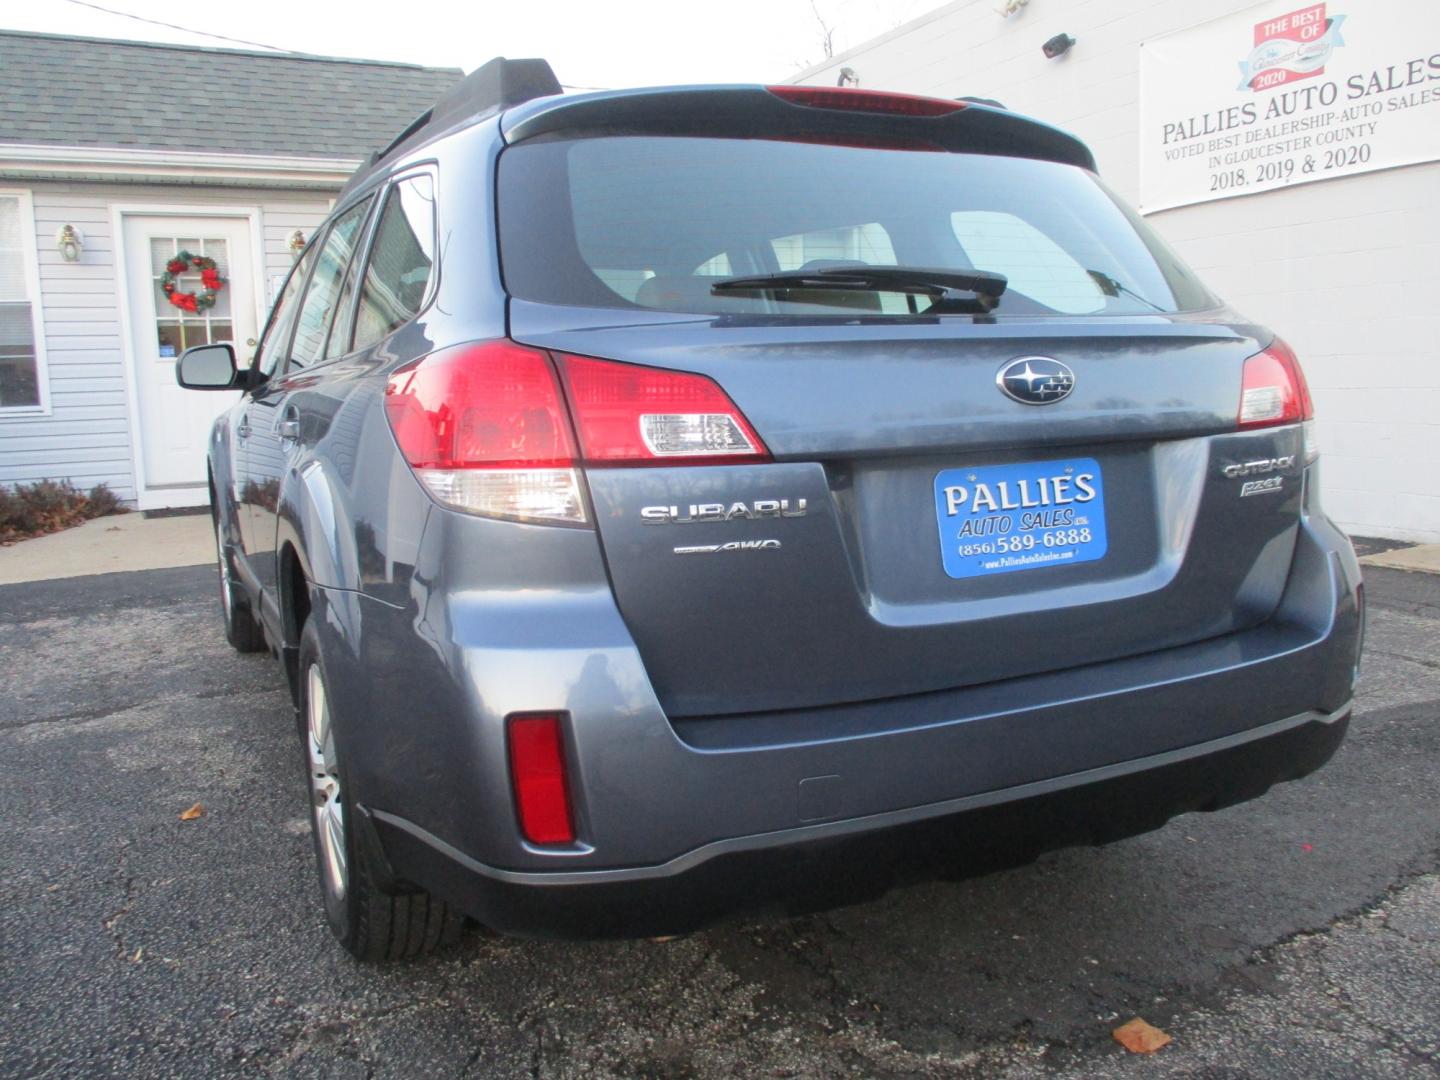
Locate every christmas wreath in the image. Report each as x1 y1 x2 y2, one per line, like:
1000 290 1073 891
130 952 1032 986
160 251 226 314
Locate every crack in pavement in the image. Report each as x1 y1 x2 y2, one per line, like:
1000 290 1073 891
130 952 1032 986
0 685 289 735
102 837 137 960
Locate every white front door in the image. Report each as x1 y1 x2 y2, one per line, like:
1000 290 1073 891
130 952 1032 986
121 214 259 508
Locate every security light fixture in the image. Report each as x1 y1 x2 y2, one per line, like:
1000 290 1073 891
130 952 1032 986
1042 33 1076 59
56 224 84 262
288 230 307 259
836 66 859 87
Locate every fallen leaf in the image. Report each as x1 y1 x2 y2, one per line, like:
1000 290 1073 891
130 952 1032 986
1113 1017 1172 1054
132 947 144 963
179 802 204 821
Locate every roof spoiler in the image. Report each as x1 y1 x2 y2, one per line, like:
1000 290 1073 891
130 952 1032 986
339 56 562 198
502 86 1095 172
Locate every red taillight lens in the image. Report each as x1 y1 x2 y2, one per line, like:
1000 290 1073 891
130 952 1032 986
766 85 966 117
507 714 575 846
384 341 585 523
1238 338 1313 429
385 341 575 468
557 354 769 466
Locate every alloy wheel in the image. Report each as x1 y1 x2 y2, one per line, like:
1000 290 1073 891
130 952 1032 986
306 663 347 904
215 518 234 623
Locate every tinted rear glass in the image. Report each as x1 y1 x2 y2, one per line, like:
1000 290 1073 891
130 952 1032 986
498 137 1214 317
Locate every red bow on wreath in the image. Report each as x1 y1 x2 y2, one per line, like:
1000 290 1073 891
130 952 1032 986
160 250 226 313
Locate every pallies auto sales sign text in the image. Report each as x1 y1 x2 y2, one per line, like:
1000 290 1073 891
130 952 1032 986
1139 0 1440 211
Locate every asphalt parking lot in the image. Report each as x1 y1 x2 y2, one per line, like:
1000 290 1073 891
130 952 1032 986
1 561 1437 1079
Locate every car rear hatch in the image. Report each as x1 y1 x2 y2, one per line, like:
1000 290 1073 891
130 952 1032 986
496 87 1312 718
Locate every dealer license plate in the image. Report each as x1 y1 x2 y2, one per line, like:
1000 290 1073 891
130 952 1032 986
933 457 1108 579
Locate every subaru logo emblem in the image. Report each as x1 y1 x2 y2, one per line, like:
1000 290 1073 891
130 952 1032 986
996 356 1075 405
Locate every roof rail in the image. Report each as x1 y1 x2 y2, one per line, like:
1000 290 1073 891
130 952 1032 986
341 57 562 198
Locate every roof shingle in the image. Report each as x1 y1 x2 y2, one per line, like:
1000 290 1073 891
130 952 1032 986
0 30 462 158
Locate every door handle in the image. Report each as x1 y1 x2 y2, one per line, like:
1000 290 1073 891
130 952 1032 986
276 405 301 442
236 419 251 440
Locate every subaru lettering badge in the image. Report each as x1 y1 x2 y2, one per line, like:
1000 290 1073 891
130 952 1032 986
996 356 1075 406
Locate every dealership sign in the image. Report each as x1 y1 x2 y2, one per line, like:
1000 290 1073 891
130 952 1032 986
1139 0 1440 211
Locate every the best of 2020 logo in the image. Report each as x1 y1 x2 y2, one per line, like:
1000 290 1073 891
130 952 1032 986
1238 3 1347 92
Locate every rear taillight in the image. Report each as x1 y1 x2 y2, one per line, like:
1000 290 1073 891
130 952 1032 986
506 714 574 846
1238 339 1312 428
385 342 769 522
383 341 586 524
1239 338 1317 463
556 354 769 466
766 85 966 117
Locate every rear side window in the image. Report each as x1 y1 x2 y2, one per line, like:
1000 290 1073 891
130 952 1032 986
498 137 1213 317
287 197 373 371
352 174 436 351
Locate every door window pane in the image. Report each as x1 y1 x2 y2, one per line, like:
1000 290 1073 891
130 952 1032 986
287 197 372 371
149 236 232 359
0 196 40 408
255 245 316 377
352 174 436 351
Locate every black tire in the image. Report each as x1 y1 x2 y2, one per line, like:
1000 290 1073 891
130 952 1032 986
213 508 265 653
297 617 465 961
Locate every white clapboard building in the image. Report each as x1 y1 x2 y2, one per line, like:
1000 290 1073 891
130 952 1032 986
0 31 457 510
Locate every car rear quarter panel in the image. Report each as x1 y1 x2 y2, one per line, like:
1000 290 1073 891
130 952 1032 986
269 122 510 608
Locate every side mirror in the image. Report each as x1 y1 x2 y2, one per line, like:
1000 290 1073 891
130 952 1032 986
176 343 241 390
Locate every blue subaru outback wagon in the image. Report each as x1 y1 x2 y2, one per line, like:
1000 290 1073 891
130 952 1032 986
176 58 1363 960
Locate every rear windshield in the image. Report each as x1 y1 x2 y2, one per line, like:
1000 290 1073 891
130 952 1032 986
497 136 1214 318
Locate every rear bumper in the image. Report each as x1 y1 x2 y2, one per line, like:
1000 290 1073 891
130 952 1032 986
336 496 1362 938
368 705 1349 938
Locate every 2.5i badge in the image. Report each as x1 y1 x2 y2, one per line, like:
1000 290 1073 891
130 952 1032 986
933 458 1108 580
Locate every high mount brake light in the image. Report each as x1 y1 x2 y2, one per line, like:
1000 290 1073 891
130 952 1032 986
1238 338 1317 463
556 354 769 466
384 342 769 522
766 85 966 117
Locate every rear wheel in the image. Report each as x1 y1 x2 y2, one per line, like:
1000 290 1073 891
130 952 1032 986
298 618 465 961
214 512 264 653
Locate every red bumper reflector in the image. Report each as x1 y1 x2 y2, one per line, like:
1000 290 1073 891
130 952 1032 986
507 714 575 845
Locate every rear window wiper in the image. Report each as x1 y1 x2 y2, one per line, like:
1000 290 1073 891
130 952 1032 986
711 265 1008 313
1086 269 1167 313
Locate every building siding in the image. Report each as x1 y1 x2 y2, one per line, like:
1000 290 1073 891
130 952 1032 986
0 180 330 502
792 0 1440 542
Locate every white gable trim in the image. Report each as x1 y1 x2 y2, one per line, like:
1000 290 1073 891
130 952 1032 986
0 144 360 188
